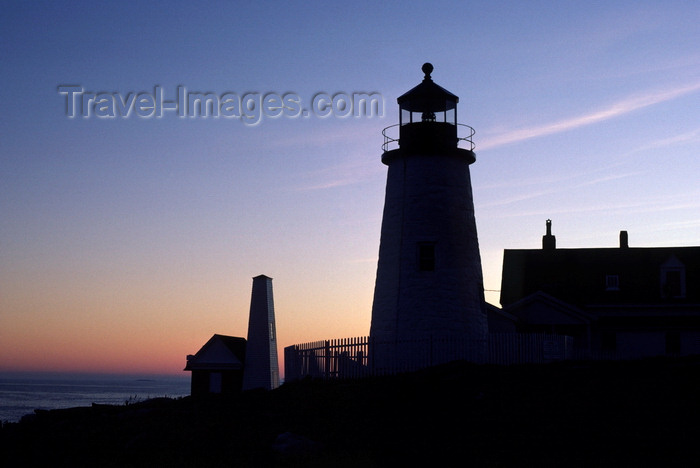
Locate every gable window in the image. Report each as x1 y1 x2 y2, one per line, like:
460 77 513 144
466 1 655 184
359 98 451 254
605 275 620 291
417 242 436 271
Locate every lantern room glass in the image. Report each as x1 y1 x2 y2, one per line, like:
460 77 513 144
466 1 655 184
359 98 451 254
399 100 457 126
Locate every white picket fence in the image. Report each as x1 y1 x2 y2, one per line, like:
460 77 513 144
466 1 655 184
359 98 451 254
284 333 573 382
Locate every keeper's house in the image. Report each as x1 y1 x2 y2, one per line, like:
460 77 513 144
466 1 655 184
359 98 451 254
500 220 700 359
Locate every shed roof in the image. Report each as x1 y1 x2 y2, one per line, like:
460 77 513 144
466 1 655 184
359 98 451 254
184 334 246 371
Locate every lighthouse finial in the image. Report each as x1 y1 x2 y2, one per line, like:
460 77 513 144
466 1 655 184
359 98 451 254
422 62 433 80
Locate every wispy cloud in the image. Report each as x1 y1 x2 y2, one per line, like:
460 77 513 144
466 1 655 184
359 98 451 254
482 189 700 220
265 121 385 150
478 187 561 208
476 160 629 191
290 153 384 192
623 126 700 157
477 164 643 208
479 81 700 150
571 171 646 189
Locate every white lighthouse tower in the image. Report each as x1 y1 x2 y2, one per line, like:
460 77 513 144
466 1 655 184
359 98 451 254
369 63 488 368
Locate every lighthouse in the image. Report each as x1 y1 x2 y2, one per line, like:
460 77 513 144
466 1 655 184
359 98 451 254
369 63 488 367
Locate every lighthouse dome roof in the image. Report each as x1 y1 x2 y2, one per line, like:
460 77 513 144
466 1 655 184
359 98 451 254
397 63 458 113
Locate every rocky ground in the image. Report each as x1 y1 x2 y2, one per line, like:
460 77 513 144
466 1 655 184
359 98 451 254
3 357 700 467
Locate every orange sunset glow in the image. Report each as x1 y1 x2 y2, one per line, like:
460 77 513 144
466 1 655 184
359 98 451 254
3 2 700 378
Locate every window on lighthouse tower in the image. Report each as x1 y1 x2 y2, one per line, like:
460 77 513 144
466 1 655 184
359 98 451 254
418 243 436 271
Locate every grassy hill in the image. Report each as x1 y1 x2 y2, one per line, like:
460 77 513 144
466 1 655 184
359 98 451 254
3 357 700 467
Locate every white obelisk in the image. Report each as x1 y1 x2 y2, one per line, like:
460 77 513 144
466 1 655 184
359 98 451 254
242 275 280 390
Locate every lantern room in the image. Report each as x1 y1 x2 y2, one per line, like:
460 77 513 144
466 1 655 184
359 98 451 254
382 63 474 159
398 63 458 126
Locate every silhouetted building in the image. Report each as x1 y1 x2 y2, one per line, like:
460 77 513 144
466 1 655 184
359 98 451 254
242 275 280 390
185 274 280 395
185 334 246 396
370 63 488 367
500 220 700 358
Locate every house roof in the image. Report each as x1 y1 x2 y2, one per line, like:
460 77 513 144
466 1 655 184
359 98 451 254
184 334 246 371
486 302 518 323
504 291 594 325
500 246 700 308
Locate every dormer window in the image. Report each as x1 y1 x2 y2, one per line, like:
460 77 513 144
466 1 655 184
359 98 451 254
605 275 620 291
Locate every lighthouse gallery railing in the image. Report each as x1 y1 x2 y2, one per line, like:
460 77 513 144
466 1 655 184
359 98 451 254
382 123 475 152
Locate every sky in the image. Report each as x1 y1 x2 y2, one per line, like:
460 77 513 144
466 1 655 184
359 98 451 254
2 0 700 376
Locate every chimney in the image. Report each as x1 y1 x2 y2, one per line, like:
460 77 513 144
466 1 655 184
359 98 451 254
542 219 556 250
620 230 629 248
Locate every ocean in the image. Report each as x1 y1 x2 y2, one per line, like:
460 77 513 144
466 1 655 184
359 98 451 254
0 372 191 423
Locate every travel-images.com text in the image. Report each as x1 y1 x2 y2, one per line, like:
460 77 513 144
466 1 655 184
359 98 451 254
58 86 384 125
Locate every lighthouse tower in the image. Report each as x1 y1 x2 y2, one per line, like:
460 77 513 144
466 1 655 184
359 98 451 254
370 63 488 366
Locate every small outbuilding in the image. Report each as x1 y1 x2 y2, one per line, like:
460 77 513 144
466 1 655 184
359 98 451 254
184 334 247 397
